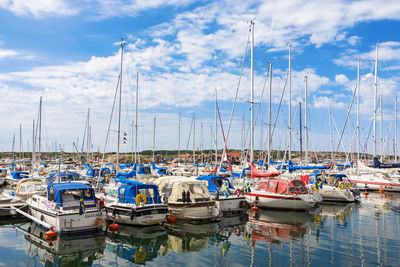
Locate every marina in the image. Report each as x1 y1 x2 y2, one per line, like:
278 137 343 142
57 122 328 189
0 192 398 266
1 1 400 266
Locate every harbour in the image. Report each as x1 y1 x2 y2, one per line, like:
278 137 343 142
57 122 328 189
0 192 398 266
1 1 400 266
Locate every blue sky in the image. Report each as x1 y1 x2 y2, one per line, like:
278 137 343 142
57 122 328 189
1 0 400 157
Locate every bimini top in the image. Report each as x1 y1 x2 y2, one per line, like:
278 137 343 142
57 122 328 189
47 182 95 207
118 184 162 204
195 175 235 193
48 171 80 183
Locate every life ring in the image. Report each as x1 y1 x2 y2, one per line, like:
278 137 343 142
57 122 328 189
234 189 241 196
235 226 241 236
134 249 147 263
136 194 147 205
338 182 345 189
347 182 351 189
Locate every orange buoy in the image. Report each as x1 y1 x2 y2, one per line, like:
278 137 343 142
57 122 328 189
45 228 58 240
109 222 119 232
251 206 259 212
363 191 369 196
379 189 384 194
101 189 106 193
167 216 176 224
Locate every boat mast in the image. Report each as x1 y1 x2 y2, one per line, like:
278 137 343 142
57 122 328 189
288 44 292 161
116 39 125 171
250 20 255 164
373 45 378 158
329 97 334 161
299 101 303 163
357 58 360 163
135 72 139 163
201 122 204 164
87 108 90 163
215 89 218 165
38 96 42 163
380 95 383 161
32 120 35 165
267 62 272 169
153 116 156 162
395 98 398 162
178 113 181 164
19 124 22 159
193 113 196 165
304 76 308 164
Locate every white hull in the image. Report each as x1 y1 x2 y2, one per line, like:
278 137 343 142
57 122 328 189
245 190 316 210
27 196 102 233
168 201 217 220
348 174 400 192
319 186 357 202
104 204 167 226
215 196 247 214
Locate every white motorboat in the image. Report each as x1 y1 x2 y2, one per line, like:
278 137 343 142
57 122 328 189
195 175 248 215
102 181 168 226
152 176 218 221
26 182 103 233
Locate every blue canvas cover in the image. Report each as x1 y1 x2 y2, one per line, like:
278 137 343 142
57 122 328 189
117 184 162 204
47 182 95 207
10 171 29 180
196 175 235 193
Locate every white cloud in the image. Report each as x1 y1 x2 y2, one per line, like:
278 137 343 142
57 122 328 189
0 0 78 18
335 74 349 84
0 48 18 59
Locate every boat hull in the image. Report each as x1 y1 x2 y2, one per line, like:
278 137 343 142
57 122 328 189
167 201 217 221
245 191 316 210
104 204 168 226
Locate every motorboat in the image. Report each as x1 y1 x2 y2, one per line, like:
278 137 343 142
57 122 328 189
102 181 168 226
26 182 103 233
152 176 218 221
195 175 248 215
4 171 30 188
14 178 46 200
305 174 360 202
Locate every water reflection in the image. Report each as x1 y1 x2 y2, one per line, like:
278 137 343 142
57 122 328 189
1 194 400 266
105 224 167 264
247 209 314 245
23 222 105 266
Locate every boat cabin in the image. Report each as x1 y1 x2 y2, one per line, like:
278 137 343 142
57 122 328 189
116 184 162 205
47 183 96 210
257 178 307 195
195 175 235 193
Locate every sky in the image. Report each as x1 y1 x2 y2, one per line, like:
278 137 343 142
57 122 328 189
0 0 400 157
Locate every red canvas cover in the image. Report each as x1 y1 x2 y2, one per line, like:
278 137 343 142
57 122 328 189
251 162 280 178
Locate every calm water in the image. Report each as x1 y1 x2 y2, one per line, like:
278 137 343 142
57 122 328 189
0 192 399 266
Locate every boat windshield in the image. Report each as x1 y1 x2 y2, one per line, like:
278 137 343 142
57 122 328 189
188 183 207 194
287 180 307 194
137 188 155 200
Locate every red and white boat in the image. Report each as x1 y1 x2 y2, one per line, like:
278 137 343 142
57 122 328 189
244 178 321 210
345 161 400 192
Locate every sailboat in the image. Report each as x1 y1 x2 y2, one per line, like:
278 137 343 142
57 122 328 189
242 22 319 210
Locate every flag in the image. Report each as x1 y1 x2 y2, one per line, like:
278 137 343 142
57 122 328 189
79 195 85 215
244 183 251 194
221 182 231 197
